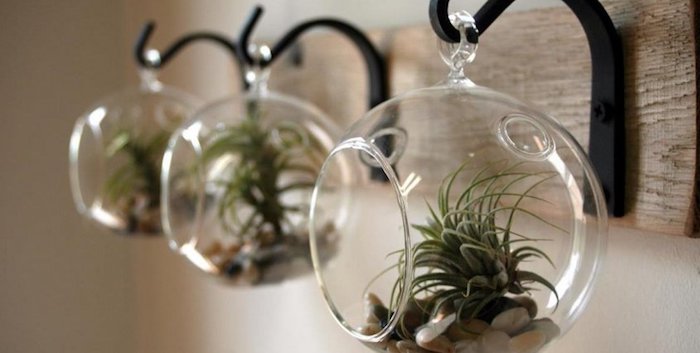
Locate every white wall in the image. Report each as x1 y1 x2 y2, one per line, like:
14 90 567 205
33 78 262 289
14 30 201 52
2 1 699 353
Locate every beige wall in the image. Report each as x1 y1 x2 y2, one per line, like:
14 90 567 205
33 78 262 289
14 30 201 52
0 0 134 352
1 1 699 353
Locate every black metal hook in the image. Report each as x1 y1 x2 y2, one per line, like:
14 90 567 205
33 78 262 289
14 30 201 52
133 21 248 89
429 0 625 217
237 5 388 109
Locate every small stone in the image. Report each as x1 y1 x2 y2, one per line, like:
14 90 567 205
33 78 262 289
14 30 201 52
202 242 223 257
477 330 510 353
454 340 478 353
401 299 427 333
359 323 382 336
387 340 401 353
366 292 384 306
491 307 531 335
416 334 455 353
524 319 560 343
240 260 261 284
509 330 546 353
512 296 538 318
397 340 431 353
365 293 389 324
446 319 490 341
416 313 456 343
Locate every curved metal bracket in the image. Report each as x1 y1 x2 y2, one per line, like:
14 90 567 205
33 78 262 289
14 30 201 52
133 21 248 90
430 0 625 217
238 5 388 109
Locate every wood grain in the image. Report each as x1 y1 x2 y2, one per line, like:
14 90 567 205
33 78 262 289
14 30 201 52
270 0 698 236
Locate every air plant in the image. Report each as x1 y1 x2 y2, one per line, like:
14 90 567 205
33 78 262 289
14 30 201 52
197 103 328 282
103 127 172 233
378 162 564 340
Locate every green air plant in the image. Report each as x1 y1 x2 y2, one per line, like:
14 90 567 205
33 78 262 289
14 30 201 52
368 162 565 346
103 128 172 234
198 102 326 282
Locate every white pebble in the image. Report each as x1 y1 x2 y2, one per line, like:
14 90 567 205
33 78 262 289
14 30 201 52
491 308 531 335
454 339 478 353
509 330 546 353
478 330 510 353
512 296 538 318
417 313 457 342
397 340 431 353
387 340 401 353
446 319 490 341
416 335 455 353
526 319 560 343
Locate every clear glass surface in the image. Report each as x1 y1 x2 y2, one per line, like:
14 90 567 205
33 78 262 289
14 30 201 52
69 74 199 236
309 11 607 353
162 88 344 286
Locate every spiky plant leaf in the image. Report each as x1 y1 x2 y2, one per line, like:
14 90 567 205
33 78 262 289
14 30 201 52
379 162 565 340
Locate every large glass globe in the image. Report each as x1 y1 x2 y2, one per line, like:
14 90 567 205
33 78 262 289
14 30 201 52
309 12 607 353
162 78 345 285
69 72 199 236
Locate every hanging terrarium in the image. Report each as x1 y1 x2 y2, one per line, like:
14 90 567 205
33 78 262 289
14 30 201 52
161 46 345 285
69 70 199 235
309 11 607 353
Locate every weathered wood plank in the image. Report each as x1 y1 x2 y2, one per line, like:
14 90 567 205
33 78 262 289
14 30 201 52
271 0 698 236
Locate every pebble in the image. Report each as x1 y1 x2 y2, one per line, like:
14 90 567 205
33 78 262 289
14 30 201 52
416 334 455 353
397 340 432 353
477 330 510 353
202 242 223 257
240 260 261 284
359 323 382 336
491 307 531 335
359 323 387 350
512 296 538 318
364 293 390 325
509 330 546 353
416 313 456 342
524 319 560 343
446 319 490 341
387 340 400 353
454 340 478 353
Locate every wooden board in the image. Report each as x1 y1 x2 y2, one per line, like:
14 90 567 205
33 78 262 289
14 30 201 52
270 0 698 236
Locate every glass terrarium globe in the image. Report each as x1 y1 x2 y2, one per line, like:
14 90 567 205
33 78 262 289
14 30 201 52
69 71 199 236
310 12 606 353
161 68 344 286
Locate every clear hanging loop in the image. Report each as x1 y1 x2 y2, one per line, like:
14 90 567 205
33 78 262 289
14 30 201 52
139 49 163 92
245 43 272 95
438 10 479 82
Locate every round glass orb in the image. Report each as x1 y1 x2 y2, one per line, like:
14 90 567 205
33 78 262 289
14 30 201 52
309 12 607 353
162 89 345 286
69 74 199 236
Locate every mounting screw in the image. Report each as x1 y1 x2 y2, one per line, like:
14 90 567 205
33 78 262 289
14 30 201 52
592 101 611 123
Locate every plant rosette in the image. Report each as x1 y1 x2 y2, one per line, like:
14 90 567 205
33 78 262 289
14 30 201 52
359 164 563 353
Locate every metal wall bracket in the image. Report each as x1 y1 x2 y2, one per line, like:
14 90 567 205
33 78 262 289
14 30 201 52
133 22 248 90
430 0 625 217
238 5 388 109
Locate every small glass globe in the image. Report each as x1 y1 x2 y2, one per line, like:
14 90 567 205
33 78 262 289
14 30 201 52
69 72 199 236
309 12 606 353
162 85 345 286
